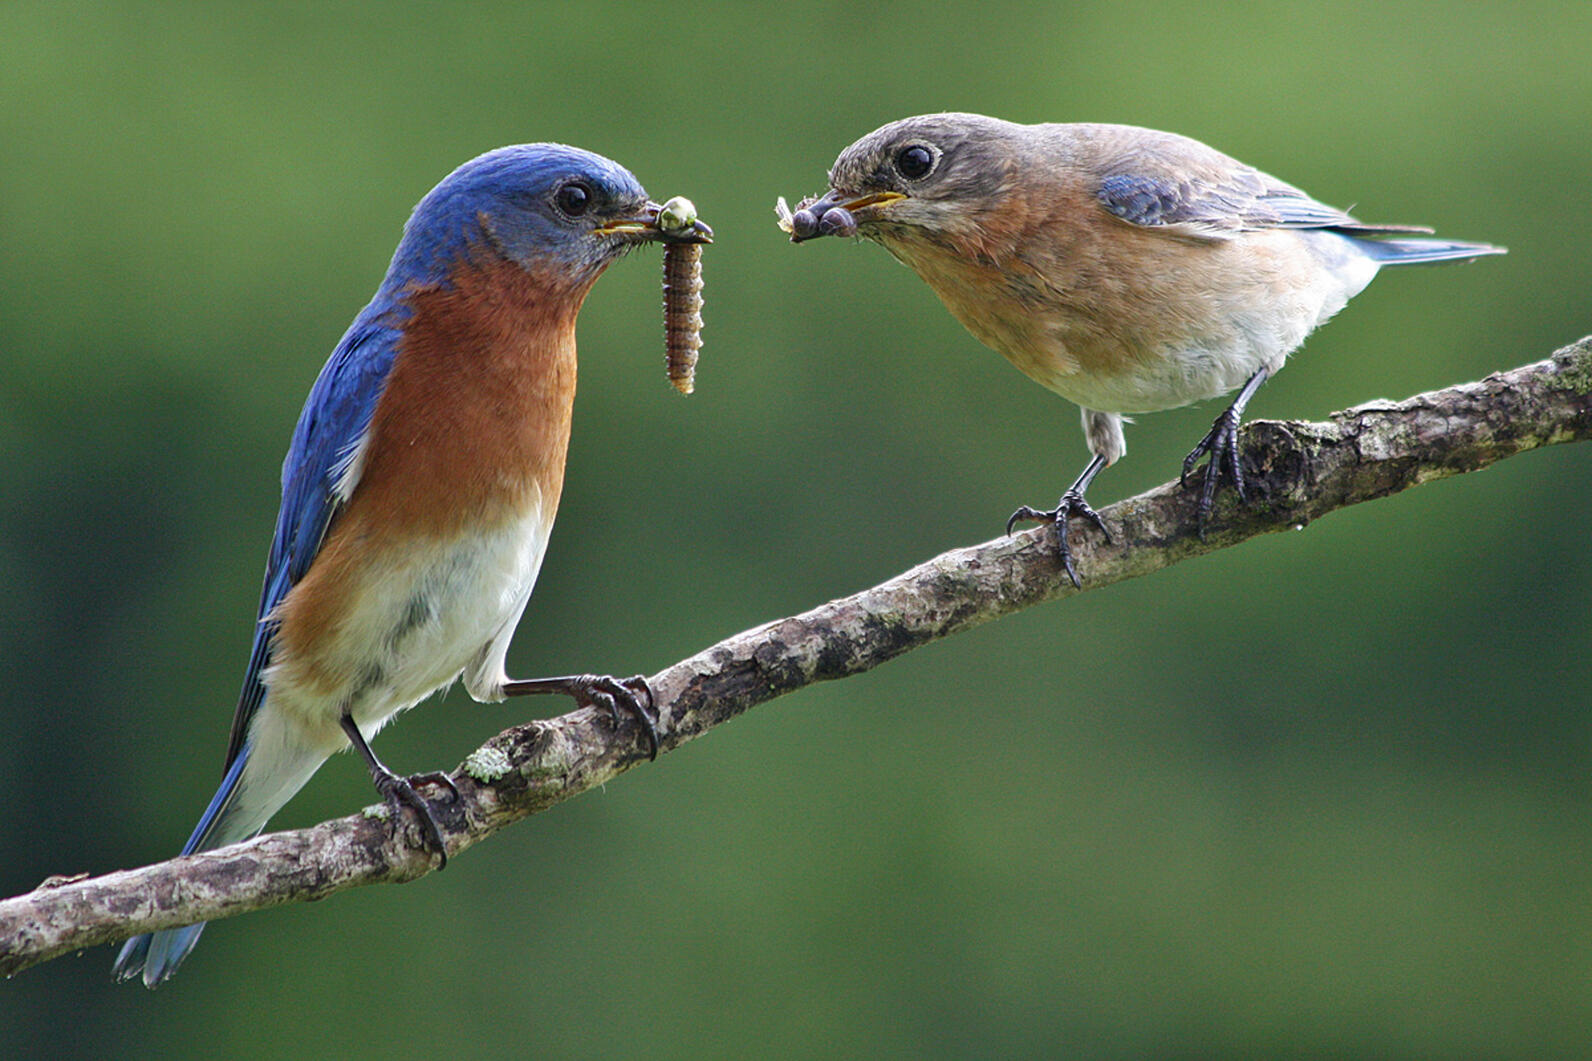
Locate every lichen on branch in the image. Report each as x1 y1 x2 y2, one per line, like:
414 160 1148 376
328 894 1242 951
2 337 1588 980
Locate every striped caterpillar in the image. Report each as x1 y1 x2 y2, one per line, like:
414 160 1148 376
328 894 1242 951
658 197 704 395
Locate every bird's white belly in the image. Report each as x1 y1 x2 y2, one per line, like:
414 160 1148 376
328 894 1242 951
1037 341 1262 413
350 504 551 730
1032 232 1380 414
267 497 552 744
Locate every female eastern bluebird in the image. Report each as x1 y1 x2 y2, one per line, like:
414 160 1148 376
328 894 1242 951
782 113 1504 585
113 144 711 987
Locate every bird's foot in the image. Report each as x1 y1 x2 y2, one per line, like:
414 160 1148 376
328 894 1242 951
1006 489 1112 589
1181 406 1248 535
578 675 658 757
371 766 455 868
503 673 659 760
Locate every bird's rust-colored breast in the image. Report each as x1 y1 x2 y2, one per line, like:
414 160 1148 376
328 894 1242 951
355 253 591 536
270 253 595 688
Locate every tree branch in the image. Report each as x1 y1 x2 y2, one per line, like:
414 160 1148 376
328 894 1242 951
5 337 1589 978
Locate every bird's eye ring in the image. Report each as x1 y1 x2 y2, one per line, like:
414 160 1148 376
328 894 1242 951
554 181 594 218
895 144 936 181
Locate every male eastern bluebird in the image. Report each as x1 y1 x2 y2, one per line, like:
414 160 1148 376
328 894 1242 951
112 144 711 987
781 113 1504 584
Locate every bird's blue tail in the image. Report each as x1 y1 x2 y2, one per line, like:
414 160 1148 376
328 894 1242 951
112 707 329 986
1352 236 1507 265
111 749 254 986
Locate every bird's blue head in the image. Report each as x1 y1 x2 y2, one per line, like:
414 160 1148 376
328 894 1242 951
385 143 711 291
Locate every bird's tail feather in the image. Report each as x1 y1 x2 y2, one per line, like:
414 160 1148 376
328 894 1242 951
112 728 325 987
1353 236 1507 265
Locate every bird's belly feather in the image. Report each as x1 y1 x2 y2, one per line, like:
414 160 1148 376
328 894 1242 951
1033 338 1272 414
264 496 552 745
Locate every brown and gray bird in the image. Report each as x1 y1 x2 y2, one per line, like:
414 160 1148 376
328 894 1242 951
780 112 1505 584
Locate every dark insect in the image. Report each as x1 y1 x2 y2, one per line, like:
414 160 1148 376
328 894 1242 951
817 207 857 238
663 242 703 395
777 195 831 242
791 208 821 240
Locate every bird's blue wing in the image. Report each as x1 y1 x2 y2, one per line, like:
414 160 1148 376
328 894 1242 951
1097 171 1432 237
221 307 404 769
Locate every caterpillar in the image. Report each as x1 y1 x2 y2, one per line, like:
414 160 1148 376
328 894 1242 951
662 243 703 395
658 196 704 395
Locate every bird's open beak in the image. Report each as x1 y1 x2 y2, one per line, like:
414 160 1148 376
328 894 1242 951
781 190 907 242
595 201 714 244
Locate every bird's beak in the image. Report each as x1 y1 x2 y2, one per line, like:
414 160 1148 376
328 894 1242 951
595 201 714 244
783 190 907 242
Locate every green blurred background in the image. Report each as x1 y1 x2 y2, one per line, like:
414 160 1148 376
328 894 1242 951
4 1 1589 1057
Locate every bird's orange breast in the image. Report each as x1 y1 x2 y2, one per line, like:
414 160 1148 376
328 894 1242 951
270 254 593 697
357 255 587 534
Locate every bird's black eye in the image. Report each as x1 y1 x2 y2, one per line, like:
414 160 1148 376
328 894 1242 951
554 181 593 217
896 144 935 181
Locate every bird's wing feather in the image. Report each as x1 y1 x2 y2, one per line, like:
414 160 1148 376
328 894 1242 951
1096 170 1431 238
222 312 403 769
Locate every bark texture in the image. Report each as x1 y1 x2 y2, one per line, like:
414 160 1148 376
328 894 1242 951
4 337 1589 979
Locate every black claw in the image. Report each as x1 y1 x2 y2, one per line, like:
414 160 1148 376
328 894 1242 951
577 675 658 758
1005 505 1042 537
1183 407 1247 536
341 714 450 868
501 672 660 760
409 769 460 803
1182 367 1270 536
1074 500 1112 542
615 675 660 760
1006 489 1110 589
373 769 449 869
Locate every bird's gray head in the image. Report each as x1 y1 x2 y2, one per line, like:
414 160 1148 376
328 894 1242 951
788 113 1026 248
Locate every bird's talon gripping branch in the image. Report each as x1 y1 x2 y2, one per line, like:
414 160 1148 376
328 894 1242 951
1006 489 1110 589
1184 410 1248 532
587 674 658 759
371 767 451 866
610 675 660 759
409 770 461 803
1005 505 1043 537
780 112 1502 573
1003 452 1111 588
338 715 452 867
114 145 705 986
502 673 660 760
1181 368 1271 534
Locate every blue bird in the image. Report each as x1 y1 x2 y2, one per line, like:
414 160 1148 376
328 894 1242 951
113 144 711 987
